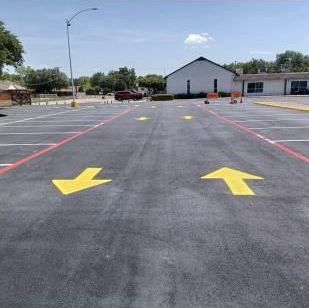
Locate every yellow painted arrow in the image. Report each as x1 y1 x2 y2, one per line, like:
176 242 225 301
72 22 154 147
201 167 263 196
52 168 112 195
182 115 193 120
136 116 151 121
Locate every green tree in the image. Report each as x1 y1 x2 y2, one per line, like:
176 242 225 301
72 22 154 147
138 74 166 93
118 67 136 88
114 79 126 91
274 50 309 72
25 67 69 93
0 21 24 75
224 50 309 74
90 72 104 87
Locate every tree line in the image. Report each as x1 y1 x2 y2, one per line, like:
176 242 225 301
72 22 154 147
0 20 166 94
224 51 309 74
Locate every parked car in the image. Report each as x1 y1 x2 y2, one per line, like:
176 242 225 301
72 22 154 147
115 91 142 101
130 89 143 99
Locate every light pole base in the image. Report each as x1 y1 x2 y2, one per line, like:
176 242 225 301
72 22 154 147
71 101 78 108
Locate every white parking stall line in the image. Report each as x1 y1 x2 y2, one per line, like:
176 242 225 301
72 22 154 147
225 114 306 118
250 126 309 130
0 107 92 126
0 132 81 135
8 120 101 123
0 143 56 146
0 164 13 166
0 125 93 127
236 119 309 123
273 139 309 143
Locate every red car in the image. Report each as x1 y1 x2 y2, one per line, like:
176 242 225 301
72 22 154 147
115 91 142 101
130 89 143 99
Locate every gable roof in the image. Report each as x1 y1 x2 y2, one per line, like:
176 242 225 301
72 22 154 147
0 80 26 91
164 56 238 79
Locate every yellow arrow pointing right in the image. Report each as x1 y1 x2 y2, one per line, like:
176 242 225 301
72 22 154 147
201 167 263 196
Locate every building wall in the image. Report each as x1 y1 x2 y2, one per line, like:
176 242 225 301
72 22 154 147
242 79 309 96
166 60 239 94
0 91 12 106
243 79 285 96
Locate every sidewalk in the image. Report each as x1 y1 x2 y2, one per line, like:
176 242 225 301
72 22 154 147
254 101 309 112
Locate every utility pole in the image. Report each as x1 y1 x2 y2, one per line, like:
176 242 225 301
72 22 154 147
65 8 98 107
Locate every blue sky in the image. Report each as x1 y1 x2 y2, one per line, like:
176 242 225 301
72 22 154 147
2 0 309 77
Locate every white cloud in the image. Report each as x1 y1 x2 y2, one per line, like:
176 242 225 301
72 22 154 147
184 33 214 45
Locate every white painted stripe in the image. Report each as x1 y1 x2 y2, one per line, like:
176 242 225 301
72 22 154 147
236 119 309 123
7 120 100 123
0 143 56 146
0 132 81 135
251 126 309 130
274 139 309 142
0 107 91 126
0 125 92 127
226 114 306 118
0 164 12 166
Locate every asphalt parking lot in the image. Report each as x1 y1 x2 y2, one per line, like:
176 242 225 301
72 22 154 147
0 98 308 307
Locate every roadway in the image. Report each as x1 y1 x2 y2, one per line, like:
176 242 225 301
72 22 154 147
0 99 308 307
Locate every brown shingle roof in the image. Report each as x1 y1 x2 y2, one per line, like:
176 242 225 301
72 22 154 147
0 80 26 91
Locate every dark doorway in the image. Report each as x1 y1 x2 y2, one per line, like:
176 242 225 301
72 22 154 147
187 80 191 95
214 79 218 93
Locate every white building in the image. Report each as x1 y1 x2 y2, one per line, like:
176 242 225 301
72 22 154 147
235 72 309 96
165 56 309 96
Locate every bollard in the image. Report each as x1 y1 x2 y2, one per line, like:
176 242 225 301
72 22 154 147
71 101 78 108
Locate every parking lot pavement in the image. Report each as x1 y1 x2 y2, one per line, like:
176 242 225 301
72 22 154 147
200 100 309 159
0 99 308 307
0 102 134 168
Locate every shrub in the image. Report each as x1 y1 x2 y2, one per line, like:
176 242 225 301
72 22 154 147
219 92 231 97
174 92 207 99
102 88 112 95
85 87 102 95
85 88 96 95
151 94 174 101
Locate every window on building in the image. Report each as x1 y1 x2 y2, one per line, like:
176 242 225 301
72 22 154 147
187 80 190 95
291 81 307 94
214 79 217 93
247 82 263 93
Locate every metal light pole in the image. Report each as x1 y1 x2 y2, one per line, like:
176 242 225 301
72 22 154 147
65 8 98 106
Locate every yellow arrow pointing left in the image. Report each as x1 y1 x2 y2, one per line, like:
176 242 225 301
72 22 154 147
52 168 112 195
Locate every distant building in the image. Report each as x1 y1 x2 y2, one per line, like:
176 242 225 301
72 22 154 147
0 80 30 106
165 57 238 95
235 72 309 96
165 56 309 96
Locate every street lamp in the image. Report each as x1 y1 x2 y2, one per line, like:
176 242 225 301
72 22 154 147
66 8 98 106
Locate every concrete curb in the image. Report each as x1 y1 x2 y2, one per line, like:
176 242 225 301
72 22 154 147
254 102 309 112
